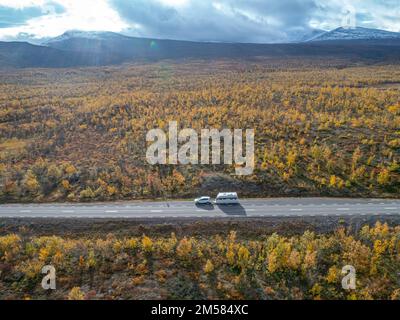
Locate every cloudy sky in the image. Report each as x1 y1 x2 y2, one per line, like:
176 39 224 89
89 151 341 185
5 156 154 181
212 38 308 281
0 0 399 43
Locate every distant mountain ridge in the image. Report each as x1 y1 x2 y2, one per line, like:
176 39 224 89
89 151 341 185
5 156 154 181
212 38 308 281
42 26 400 46
42 30 131 45
307 27 400 42
1 27 400 68
0 41 91 68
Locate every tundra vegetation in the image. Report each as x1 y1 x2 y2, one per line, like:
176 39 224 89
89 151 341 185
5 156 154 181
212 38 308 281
0 58 399 202
0 222 400 300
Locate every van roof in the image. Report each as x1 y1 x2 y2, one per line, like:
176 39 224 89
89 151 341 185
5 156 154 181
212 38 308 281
217 192 238 197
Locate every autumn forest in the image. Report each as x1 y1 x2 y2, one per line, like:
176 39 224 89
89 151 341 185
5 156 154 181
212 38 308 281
0 58 399 203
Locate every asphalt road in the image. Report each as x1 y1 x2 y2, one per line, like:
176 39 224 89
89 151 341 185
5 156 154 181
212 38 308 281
0 198 399 219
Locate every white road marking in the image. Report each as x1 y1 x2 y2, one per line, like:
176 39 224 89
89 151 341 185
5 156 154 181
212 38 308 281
62 210 75 213
20 210 31 213
290 208 303 211
151 210 163 213
384 207 398 210
337 208 350 211
105 210 118 213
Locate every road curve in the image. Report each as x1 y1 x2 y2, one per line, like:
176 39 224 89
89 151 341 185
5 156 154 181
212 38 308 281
0 198 399 219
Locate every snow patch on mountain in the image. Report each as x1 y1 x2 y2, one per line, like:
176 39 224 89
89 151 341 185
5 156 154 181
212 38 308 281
306 27 400 42
43 30 129 45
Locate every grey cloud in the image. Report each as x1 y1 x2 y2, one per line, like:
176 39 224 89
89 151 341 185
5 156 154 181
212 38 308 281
0 6 44 28
111 0 321 43
0 2 65 28
111 0 400 42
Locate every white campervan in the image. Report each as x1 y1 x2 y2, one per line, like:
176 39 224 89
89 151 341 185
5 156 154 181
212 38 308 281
214 192 239 205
